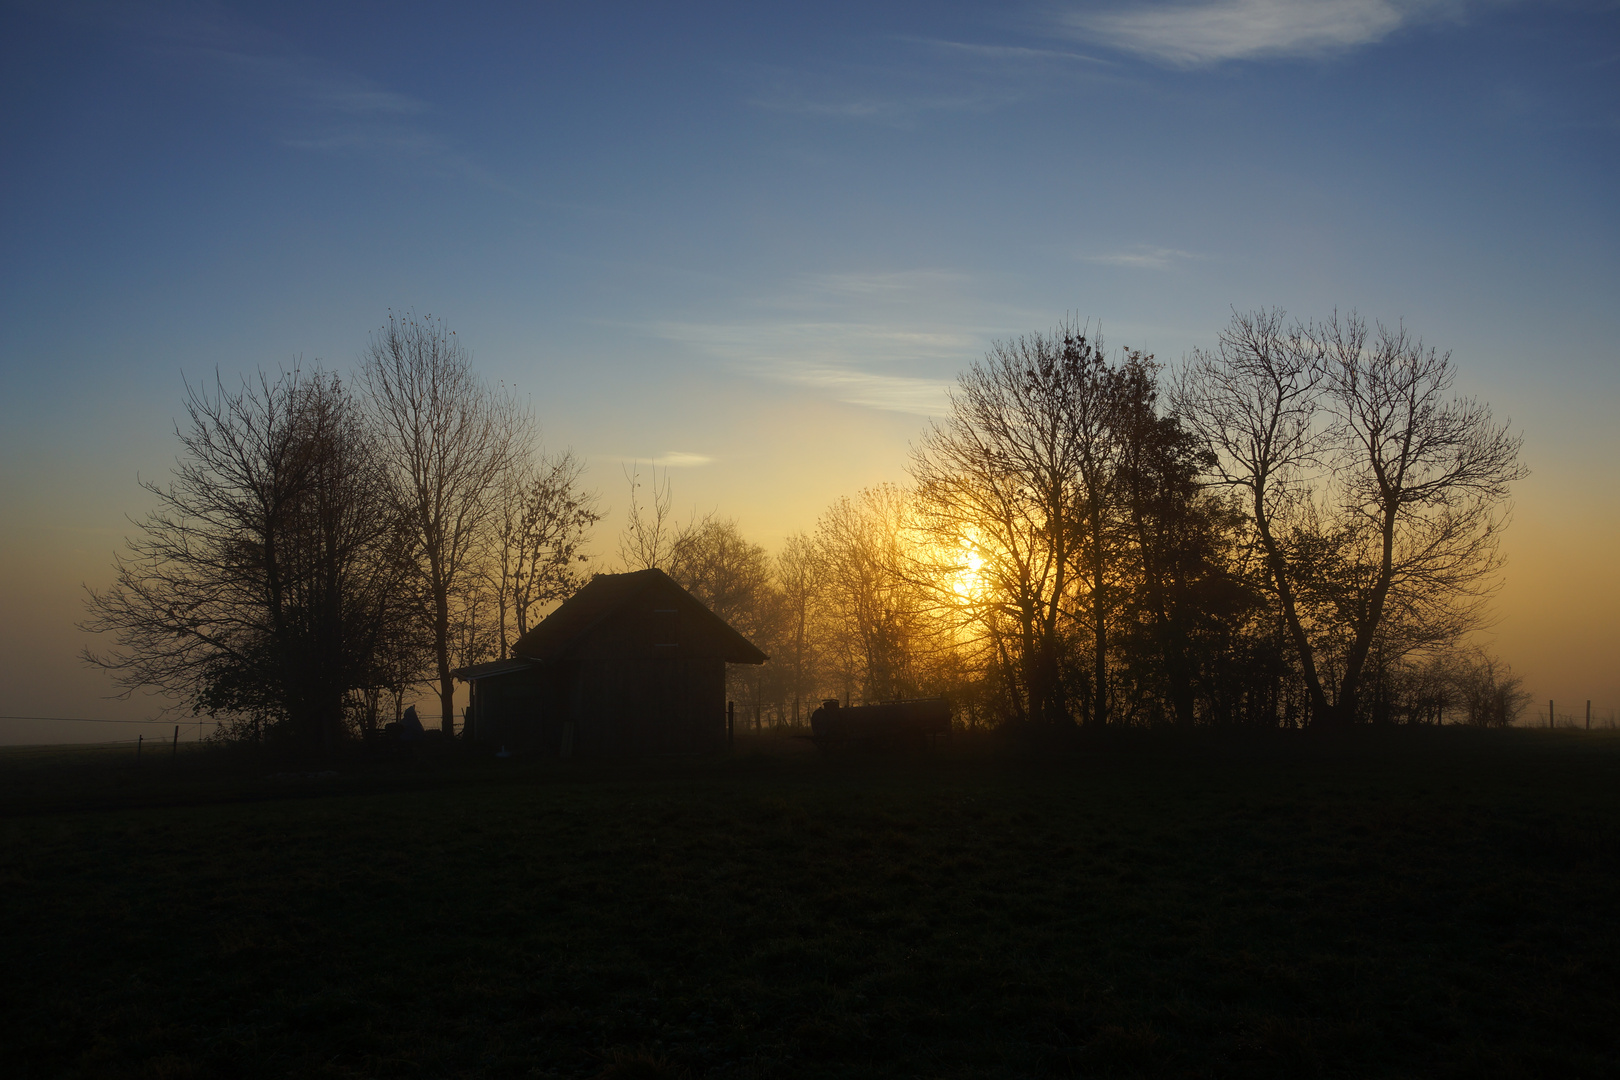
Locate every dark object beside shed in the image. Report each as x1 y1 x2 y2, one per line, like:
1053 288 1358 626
808 698 951 752
455 569 767 756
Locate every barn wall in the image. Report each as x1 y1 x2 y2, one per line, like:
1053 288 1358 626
568 657 725 755
471 576 752 756
547 585 730 755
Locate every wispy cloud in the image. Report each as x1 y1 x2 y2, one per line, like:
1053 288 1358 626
749 81 1016 124
745 32 1119 125
178 40 464 166
652 451 714 468
905 37 1114 68
1063 0 1467 66
186 46 431 118
598 450 717 472
1082 245 1203 270
53 1 505 184
789 270 974 301
757 363 958 415
656 317 967 416
651 267 1022 416
647 264 1196 411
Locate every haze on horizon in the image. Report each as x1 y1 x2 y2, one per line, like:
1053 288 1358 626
1 0 1616 744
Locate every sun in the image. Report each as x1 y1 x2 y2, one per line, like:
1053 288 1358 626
951 538 986 601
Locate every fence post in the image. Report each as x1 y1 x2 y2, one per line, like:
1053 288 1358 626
1587 701 1592 731
1549 700 1555 729
137 734 142 760
727 701 734 750
172 724 179 759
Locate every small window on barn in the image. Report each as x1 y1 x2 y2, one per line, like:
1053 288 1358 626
652 608 678 647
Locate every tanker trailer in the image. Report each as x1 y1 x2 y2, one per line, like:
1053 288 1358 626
807 698 950 752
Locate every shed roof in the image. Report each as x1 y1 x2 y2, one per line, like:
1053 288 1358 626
509 568 768 665
452 656 536 681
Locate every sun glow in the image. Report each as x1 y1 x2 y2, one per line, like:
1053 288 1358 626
951 538 986 602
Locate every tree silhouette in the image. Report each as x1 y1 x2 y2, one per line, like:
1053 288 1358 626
1179 311 1526 725
82 369 415 756
361 312 523 737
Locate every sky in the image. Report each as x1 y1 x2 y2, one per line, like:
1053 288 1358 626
2 0 1617 743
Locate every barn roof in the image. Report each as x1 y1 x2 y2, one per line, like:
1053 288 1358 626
510 568 768 665
453 657 535 680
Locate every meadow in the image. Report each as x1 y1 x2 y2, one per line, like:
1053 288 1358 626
2 728 1617 1079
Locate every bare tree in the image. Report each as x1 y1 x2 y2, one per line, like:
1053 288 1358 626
1447 648 1531 727
668 518 773 634
1177 310 1334 720
775 531 821 725
910 326 1126 725
82 368 414 756
492 463 530 659
1313 314 1526 722
618 462 678 571
668 517 779 719
495 450 600 656
1178 310 1525 726
815 485 925 705
358 596 435 735
361 312 523 737
1066 334 1134 726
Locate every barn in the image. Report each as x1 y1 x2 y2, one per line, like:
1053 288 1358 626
454 568 767 755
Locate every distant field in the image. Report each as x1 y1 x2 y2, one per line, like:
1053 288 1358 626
2 729 1617 1079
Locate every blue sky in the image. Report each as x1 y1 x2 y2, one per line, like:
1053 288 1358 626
2 0 1617 740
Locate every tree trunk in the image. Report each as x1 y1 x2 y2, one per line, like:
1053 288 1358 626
434 582 454 737
1328 500 1400 727
1252 491 1332 724
1090 508 1108 728
441 673 457 740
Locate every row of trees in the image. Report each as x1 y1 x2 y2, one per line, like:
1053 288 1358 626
83 313 599 753
84 306 1531 751
650 312 1529 731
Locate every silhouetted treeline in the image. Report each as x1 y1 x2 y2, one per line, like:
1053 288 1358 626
660 311 1529 732
82 313 599 756
83 308 1530 753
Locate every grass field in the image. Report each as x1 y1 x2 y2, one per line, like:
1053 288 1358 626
2 728 1618 1079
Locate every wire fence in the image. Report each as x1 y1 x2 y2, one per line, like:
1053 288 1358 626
0 712 466 746
0 714 222 744
1541 701 1618 730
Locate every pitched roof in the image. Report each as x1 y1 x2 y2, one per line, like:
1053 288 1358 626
510 568 768 664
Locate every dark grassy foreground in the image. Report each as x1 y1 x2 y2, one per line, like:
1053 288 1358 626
2 730 1618 1080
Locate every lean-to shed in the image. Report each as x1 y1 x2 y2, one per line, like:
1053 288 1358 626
455 568 767 755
